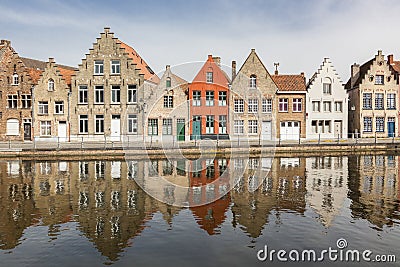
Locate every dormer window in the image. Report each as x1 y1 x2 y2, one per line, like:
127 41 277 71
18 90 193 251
250 74 257 88
94 60 104 75
206 71 213 83
166 77 171 88
12 74 19 85
48 79 54 91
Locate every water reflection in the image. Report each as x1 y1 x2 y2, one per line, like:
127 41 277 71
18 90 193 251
0 155 399 264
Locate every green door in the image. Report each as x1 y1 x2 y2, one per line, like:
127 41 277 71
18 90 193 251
192 116 201 140
177 119 185 141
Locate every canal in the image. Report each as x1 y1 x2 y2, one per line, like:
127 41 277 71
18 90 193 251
0 154 399 266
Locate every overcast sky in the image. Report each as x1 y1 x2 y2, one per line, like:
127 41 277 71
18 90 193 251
1 0 400 82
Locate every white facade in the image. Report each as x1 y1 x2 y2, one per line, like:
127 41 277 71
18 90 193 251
306 58 348 139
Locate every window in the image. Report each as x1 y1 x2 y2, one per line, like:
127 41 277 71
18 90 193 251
127 114 137 134
94 60 104 75
193 91 201 106
248 99 258 113
323 101 331 112
12 74 19 85
162 119 172 135
311 120 317 133
6 119 19 135
95 115 104 134
234 120 244 134
293 98 302 112
55 101 64 114
111 85 120 103
219 115 227 134
79 115 88 134
234 99 244 113
363 93 372 109
387 93 396 109
21 94 31 108
127 85 137 103
324 120 331 133
206 115 214 134
94 85 104 104
248 120 258 134
218 91 227 106
7 95 18 108
278 98 288 112
164 96 173 108
206 91 214 106
38 101 49 115
250 75 257 88
375 93 384 110
375 75 384 85
363 117 372 132
262 98 272 113
312 101 320 112
40 121 51 136
148 119 158 135
111 60 120 74
376 117 384 132
323 83 331 94
334 101 342 112
48 79 55 91
206 72 213 83
166 77 171 88
78 85 88 104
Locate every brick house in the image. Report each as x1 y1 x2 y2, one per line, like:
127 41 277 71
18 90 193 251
387 54 400 137
188 55 230 140
0 40 45 141
144 65 189 142
272 73 307 140
230 49 278 141
33 58 76 141
306 58 348 139
70 27 158 141
346 50 398 138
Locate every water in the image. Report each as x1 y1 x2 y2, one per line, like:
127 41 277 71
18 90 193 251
0 154 399 266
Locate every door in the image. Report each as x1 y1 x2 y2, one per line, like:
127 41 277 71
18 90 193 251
58 121 67 142
280 121 299 140
111 115 121 141
388 120 395 137
334 121 342 138
262 121 272 140
177 119 185 141
192 116 201 140
23 123 31 141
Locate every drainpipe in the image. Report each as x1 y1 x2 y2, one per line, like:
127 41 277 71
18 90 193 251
31 85 35 141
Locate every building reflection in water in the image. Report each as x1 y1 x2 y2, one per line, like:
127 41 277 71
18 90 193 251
0 155 399 262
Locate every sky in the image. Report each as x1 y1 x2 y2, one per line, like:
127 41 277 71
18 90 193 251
1 0 400 82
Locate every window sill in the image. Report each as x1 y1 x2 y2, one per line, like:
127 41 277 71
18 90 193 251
93 74 104 76
78 103 88 105
110 73 121 76
38 114 49 116
94 103 105 105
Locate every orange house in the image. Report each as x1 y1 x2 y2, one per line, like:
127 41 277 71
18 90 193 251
189 55 230 139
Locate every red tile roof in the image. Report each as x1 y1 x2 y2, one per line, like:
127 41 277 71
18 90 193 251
391 61 400 73
57 66 75 86
27 68 43 84
117 40 159 83
272 74 306 92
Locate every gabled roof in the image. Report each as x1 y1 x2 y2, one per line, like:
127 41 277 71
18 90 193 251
390 61 400 73
344 58 374 90
272 74 306 92
192 55 230 86
307 58 343 89
20 57 46 84
57 66 77 86
117 40 159 83
236 48 271 78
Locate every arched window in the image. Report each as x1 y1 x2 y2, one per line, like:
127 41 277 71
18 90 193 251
6 119 19 135
48 79 55 91
250 74 257 88
12 74 19 85
166 77 171 88
323 77 332 95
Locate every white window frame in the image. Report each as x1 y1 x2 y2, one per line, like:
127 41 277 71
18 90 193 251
111 60 120 74
278 98 288 112
248 99 258 113
21 94 31 108
206 91 214 106
148 119 158 135
127 114 138 134
218 115 227 134
234 120 244 134
323 83 331 94
334 101 342 112
375 93 384 110
12 74 19 85
162 118 173 135
48 79 55 91
248 120 258 134
79 115 89 134
387 93 396 109
363 93 372 109
78 85 88 104
363 117 372 132
375 75 384 85
249 75 257 88
193 91 201 106
218 91 227 106
127 85 137 104
293 98 302 112
111 85 120 104
206 115 214 134
234 99 244 113
40 121 51 136
323 101 331 112
164 95 173 108
376 117 385 132
206 72 213 83
94 85 104 104
262 98 272 113
312 101 320 112
94 60 104 75
55 101 64 114
7 94 18 108
95 114 104 134
38 101 49 115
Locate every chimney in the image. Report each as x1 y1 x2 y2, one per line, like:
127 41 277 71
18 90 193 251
232 60 236 80
274 62 279 75
351 63 360 88
388 54 394 65
0 39 10 46
300 72 304 77
166 65 170 70
212 56 221 67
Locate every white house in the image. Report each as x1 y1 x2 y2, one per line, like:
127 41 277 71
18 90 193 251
306 58 348 139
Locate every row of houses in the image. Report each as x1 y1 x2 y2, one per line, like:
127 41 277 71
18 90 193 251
1 27 399 142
